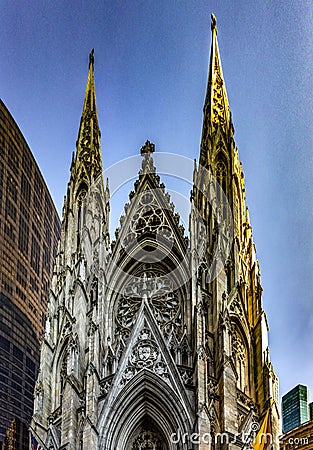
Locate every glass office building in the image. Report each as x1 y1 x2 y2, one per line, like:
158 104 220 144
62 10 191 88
0 100 61 445
282 384 310 433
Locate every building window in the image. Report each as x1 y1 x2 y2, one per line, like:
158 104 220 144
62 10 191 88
54 215 61 238
22 148 33 179
4 222 15 241
30 276 39 294
21 173 31 204
18 216 29 255
20 202 30 221
32 222 41 242
34 170 43 194
8 144 19 171
5 197 16 221
45 193 52 221
44 215 51 247
30 237 40 276
2 274 13 295
0 161 3 210
6 175 17 203
33 193 41 215
42 244 50 272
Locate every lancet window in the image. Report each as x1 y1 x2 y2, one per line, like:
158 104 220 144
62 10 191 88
232 330 249 393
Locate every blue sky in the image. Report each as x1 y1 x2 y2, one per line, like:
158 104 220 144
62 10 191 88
1 1 312 402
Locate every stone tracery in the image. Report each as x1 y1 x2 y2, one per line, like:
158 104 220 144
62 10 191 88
232 329 248 393
122 190 174 249
121 327 169 386
130 430 165 450
115 271 182 338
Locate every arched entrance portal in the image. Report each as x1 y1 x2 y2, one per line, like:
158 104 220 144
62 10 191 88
98 370 192 450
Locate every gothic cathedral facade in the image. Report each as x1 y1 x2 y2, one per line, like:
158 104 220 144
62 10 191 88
31 17 279 450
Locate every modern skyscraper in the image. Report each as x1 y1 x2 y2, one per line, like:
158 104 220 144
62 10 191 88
31 16 280 449
0 100 61 444
282 385 310 433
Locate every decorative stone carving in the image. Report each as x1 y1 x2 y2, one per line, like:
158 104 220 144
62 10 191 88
115 271 182 338
100 377 113 397
207 379 218 400
229 296 244 320
122 189 174 248
197 345 207 361
232 330 248 392
131 430 164 450
140 140 155 156
121 327 169 385
237 389 254 409
60 320 72 343
179 368 193 385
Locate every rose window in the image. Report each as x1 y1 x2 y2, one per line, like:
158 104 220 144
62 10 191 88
115 271 181 337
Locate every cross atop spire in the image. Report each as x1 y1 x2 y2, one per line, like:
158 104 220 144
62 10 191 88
73 49 103 184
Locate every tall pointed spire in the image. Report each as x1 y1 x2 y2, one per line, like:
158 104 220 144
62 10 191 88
206 14 230 131
74 49 103 184
200 14 232 165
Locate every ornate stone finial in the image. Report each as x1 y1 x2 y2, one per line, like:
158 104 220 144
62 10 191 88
211 13 217 32
140 140 155 156
89 48 94 69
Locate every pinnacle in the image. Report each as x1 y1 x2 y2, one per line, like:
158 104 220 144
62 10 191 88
73 49 103 185
200 14 232 168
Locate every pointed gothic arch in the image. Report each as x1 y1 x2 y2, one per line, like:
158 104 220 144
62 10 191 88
231 324 250 395
98 370 192 450
53 340 69 411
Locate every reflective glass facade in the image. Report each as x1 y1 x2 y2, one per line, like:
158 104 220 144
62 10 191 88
282 384 309 433
0 100 61 445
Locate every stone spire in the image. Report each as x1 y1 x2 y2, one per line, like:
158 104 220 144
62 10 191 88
60 50 109 263
200 14 232 166
73 49 103 184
